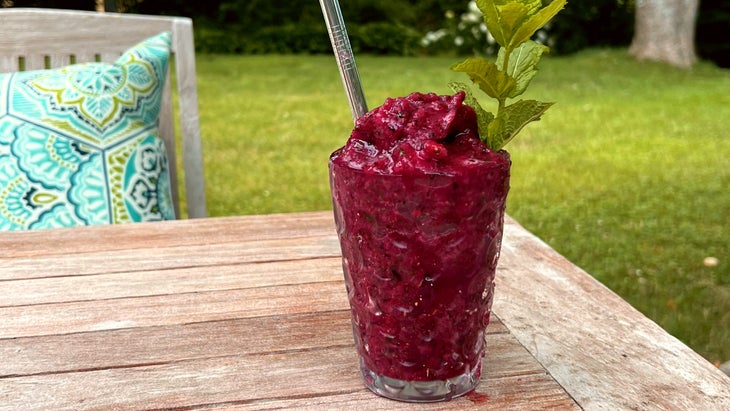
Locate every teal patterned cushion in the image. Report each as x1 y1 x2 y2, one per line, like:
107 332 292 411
0 32 175 230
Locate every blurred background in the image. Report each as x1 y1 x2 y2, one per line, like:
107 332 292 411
2 0 728 68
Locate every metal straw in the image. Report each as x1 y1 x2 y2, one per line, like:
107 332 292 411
319 0 368 122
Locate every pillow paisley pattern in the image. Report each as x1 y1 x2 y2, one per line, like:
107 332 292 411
0 32 175 230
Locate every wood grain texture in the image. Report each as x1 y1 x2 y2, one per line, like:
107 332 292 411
0 333 571 410
495 216 730 410
2 211 726 410
0 281 350 339
0 212 334 261
0 311 509 379
1 257 343 306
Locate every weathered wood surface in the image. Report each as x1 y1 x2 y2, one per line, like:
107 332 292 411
1 211 727 410
495 218 730 410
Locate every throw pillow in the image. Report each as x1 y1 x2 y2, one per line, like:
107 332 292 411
0 32 175 230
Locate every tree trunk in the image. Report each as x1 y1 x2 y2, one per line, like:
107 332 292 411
629 0 699 68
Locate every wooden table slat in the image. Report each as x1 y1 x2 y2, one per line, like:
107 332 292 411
0 281 350 339
0 211 334 259
0 234 341 281
495 217 730 410
0 334 569 410
1 211 727 410
1 257 344 307
0 311 509 379
229 375 579 411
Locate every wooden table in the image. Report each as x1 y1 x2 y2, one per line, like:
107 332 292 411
1 211 728 410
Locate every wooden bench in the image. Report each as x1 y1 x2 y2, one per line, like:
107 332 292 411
0 8 206 218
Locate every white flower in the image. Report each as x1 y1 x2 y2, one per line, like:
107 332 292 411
420 29 448 46
536 29 548 43
462 12 481 23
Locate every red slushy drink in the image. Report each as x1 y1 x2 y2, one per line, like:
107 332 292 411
329 92 510 402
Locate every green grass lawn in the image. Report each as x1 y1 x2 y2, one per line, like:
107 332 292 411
188 49 729 366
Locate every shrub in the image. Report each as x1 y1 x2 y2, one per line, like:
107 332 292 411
697 0 730 67
350 22 422 56
420 2 495 56
194 25 244 54
545 0 634 54
248 24 331 54
420 0 635 56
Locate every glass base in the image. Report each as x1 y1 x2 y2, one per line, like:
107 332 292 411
359 359 480 403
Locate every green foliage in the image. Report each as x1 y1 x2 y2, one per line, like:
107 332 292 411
194 21 421 56
17 0 728 67
450 0 566 150
497 40 549 97
697 0 730 67
420 2 499 56
178 0 431 55
350 23 422 56
194 26 244 54
452 59 515 100
485 99 552 149
249 24 331 54
545 0 634 54
9 0 95 9
478 0 561 50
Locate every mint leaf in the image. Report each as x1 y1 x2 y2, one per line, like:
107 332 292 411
451 1 566 151
497 40 549 98
510 0 567 48
477 0 549 49
477 0 506 47
451 57 516 101
449 81 495 139
492 0 541 10
498 2 531 48
519 0 543 16
487 99 553 150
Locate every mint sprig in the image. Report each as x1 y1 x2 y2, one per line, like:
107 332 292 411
450 0 567 151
